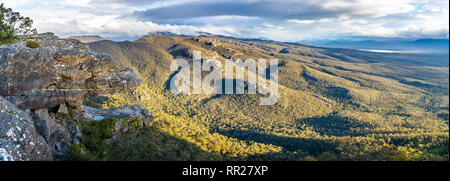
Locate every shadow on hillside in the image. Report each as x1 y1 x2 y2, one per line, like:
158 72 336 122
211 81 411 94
107 127 224 161
299 113 371 137
324 86 352 101
216 129 336 154
200 79 261 104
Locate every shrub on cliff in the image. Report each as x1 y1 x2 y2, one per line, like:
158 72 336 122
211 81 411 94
1 3 37 43
26 40 40 48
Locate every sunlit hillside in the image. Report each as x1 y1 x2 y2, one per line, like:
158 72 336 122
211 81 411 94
87 35 449 161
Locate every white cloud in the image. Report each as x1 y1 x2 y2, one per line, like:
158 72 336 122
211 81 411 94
2 0 449 40
319 0 417 17
1 0 32 8
58 0 91 7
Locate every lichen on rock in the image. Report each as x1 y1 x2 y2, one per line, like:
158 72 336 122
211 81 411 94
0 32 142 110
0 33 147 161
0 96 53 161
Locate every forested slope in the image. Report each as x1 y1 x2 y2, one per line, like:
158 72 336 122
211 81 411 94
87 35 449 160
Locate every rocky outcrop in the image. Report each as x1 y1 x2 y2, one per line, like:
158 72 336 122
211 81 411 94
80 105 153 137
0 32 142 110
0 33 146 161
0 96 52 161
31 107 81 161
81 105 151 121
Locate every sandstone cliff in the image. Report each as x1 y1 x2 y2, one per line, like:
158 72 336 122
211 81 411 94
0 32 142 110
0 96 52 161
0 33 148 161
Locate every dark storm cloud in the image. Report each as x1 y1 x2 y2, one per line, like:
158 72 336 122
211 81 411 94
95 0 165 5
132 0 349 21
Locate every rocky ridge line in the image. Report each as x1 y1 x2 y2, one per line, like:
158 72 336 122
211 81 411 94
0 33 150 161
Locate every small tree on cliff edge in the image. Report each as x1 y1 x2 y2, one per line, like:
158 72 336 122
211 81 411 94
1 3 37 43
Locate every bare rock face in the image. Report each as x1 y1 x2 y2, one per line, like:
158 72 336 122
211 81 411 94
0 33 145 161
0 96 52 161
0 32 142 110
80 105 153 137
32 107 81 161
82 105 152 121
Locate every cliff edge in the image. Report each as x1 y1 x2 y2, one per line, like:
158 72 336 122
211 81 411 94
0 33 148 161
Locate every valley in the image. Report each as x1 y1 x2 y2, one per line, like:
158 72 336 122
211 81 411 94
84 35 449 161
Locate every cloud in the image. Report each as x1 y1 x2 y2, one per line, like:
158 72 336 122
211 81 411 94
2 0 449 41
1 0 33 8
133 1 339 21
133 0 417 21
3 0 237 39
130 0 448 39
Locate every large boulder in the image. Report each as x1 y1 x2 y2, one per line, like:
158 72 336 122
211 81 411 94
0 33 151 160
0 96 52 161
82 105 152 121
0 32 145 161
80 105 153 137
0 32 142 110
32 107 81 161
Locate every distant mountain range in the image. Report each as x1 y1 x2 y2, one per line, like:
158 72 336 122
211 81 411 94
145 31 185 37
302 38 449 54
142 33 450 54
145 31 219 37
67 35 104 43
67 32 449 54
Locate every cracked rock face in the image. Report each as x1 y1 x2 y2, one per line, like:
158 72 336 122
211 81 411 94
0 33 142 110
0 33 145 161
0 96 52 161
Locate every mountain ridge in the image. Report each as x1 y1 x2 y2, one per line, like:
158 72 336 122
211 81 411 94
86 34 449 160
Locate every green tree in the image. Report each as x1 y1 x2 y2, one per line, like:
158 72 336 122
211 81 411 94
1 3 37 43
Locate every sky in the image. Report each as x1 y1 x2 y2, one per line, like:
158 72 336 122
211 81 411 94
2 0 449 41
